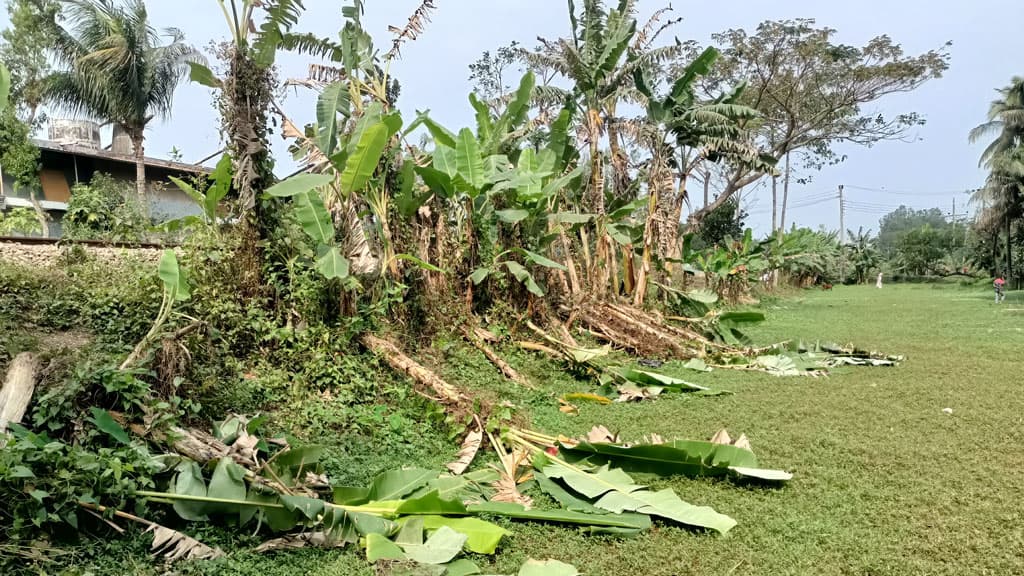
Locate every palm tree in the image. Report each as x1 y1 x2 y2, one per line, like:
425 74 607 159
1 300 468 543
970 77 1024 280
44 0 201 204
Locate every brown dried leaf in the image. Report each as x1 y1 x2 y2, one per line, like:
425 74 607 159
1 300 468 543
147 525 224 562
645 433 666 445
254 532 345 553
616 385 663 403
558 400 578 416
733 433 752 451
230 432 260 466
710 429 733 446
490 475 534 508
446 428 483 475
585 425 618 444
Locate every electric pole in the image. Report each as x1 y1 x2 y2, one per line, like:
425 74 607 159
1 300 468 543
838 184 846 284
838 185 845 244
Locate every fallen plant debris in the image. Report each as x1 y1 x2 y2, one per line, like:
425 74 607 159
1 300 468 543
23 413 793 570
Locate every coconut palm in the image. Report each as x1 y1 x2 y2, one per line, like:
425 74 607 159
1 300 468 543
970 77 1024 280
44 0 201 204
970 77 1024 169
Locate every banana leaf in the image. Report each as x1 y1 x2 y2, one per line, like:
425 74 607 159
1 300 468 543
539 461 736 534
560 440 792 483
608 367 708 392
408 469 499 502
467 501 651 532
405 515 509 554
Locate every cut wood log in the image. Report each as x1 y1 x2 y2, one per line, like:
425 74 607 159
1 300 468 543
360 334 472 413
0 352 39 436
461 326 534 389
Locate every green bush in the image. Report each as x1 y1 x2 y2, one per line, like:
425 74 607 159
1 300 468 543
63 173 150 242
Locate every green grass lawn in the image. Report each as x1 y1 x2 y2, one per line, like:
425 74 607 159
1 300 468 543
50 284 1024 575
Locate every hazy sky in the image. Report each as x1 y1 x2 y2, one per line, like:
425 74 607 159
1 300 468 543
7 0 1024 235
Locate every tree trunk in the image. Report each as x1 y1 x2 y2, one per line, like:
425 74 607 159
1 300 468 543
1006 214 1013 284
703 170 710 209
0 353 38 437
131 132 148 213
361 334 472 414
780 151 791 231
585 108 611 297
28 190 49 238
771 175 778 232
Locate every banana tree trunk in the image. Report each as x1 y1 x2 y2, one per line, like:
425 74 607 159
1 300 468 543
666 173 689 263
634 154 672 306
585 108 612 298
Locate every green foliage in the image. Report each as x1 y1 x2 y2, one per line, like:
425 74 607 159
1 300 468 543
0 424 161 538
0 259 161 342
0 107 40 190
63 173 150 242
692 198 746 250
0 0 59 120
0 206 41 235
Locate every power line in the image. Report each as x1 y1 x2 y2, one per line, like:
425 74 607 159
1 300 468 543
789 195 839 209
844 184 981 197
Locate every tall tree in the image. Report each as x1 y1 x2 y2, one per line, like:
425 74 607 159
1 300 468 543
970 77 1024 282
877 206 950 257
0 0 60 126
44 0 201 204
686 19 950 226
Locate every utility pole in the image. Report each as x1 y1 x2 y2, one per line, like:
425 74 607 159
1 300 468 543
838 185 845 244
838 184 846 284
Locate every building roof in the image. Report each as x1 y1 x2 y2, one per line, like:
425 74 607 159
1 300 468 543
31 139 213 175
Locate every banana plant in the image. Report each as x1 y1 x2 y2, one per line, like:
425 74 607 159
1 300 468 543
120 250 191 370
631 47 775 305
160 154 234 236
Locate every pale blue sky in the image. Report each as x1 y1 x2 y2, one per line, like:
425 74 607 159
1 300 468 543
7 0 1024 235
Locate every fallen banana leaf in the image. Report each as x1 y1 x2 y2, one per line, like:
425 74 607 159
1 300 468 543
467 501 652 532
406 515 509 554
147 524 224 561
366 532 405 562
399 526 467 565
608 367 708 391
561 392 612 405
445 559 484 576
367 468 438 502
518 559 579 576
538 459 736 534
560 440 792 483
408 469 499 503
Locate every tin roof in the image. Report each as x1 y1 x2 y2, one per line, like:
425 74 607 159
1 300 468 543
31 139 213 175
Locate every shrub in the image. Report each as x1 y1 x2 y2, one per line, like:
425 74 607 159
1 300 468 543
63 173 150 242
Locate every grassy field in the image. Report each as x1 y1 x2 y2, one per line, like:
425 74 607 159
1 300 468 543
49 284 1024 575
